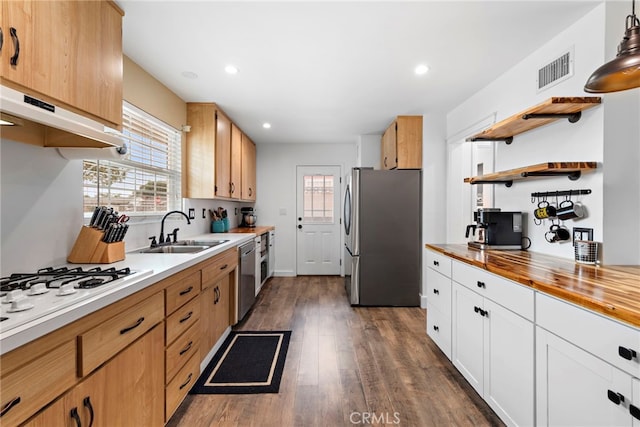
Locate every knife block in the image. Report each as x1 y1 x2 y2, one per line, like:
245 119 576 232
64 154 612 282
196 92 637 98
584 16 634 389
68 226 125 264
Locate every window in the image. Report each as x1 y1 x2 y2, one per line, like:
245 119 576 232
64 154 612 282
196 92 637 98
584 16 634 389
302 174 334 223
83 102 182 215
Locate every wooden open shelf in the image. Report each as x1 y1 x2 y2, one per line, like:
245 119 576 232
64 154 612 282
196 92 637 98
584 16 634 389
464 162 597 187
466 97 601 144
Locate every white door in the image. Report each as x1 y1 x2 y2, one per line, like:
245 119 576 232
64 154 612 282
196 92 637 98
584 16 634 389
296 166 341 275
536 326 632 427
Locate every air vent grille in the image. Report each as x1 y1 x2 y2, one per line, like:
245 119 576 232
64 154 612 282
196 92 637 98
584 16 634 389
537 49 573 91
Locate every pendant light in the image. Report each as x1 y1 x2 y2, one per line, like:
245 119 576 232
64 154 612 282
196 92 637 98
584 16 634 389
584 0 640 93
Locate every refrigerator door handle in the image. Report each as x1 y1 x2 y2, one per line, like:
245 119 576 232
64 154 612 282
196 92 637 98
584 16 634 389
344 184 351 236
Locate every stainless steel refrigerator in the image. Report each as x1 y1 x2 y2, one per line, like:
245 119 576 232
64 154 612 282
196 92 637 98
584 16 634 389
344 168 421 306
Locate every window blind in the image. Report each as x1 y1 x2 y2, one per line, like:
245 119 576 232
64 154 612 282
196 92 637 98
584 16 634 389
83 102 182 215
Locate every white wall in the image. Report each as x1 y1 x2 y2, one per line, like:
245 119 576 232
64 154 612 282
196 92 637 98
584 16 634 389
446 4 608 260
357 134 382 168
255 142 357 276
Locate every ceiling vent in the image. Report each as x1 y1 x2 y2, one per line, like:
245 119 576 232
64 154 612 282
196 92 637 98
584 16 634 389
537 47 574 92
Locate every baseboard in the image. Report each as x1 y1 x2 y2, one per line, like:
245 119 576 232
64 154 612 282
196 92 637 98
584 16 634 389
274 269 296 277
420 294 427 309
200 326 232 372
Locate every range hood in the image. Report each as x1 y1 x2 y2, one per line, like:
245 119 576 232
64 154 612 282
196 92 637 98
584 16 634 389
0 85 123 148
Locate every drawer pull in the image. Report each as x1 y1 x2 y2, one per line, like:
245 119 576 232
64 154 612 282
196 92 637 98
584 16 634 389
618 346 637 360
630 404 640 420
433 260 440 266
83 397 94 427
0 396 21 417
477 281 486 288
433 289 439 295
607 390 625 405
179 286 193 296
433 325 439 332
220 264 228 270
9 28 19 67
474 306 487 317
179 311 193 324
179 373 193 390
120 317 145 335
179 341 193 356
70 407 82 427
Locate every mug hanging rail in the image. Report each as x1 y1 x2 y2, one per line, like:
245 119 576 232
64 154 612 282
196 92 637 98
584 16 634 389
530 189 591 201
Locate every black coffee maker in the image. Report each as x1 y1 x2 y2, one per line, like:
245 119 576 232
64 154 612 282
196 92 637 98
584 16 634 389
465 208 523 250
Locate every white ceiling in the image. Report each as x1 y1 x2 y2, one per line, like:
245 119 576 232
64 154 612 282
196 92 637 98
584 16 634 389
120 1 601 145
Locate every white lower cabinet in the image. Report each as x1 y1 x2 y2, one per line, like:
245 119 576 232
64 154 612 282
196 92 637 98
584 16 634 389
452 281 534 427
426 266 452 359
536 326 636 427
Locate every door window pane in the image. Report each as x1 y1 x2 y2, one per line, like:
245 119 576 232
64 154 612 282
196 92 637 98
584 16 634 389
303 175 334 223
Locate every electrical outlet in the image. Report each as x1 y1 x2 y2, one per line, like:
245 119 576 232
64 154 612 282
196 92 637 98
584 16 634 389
188 208 195 220
572 227 593 246
234 208 238 215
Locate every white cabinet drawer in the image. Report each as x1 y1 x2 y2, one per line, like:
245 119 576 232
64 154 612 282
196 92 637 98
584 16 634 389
426 268 451 315
537 292 640 377
426 250 452 278
427 303 451 360
452 260 534 321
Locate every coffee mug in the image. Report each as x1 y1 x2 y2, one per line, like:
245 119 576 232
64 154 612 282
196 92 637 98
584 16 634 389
534 201 556 220
545 224 571 243
556 200 585 221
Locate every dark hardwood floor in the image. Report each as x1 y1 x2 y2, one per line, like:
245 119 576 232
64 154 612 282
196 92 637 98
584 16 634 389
167 276 504 427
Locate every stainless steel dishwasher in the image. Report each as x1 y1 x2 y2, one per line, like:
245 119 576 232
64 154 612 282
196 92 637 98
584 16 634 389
238 240 256 321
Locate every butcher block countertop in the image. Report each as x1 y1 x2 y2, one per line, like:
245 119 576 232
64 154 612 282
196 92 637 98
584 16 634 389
228 226 274 235
426 244 640 328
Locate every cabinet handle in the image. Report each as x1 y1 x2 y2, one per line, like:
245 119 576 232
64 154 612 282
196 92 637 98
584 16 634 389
474 306 487 317
630 404 640 420
0 396 21 417
249 188 253 197
179 341 193 356
480 309 488 317
220 264 228 271
70 407 82 427
607 390 625 405
433 260 439 266
477 281 486 288
433 325 439 332
120 317 144 334
9 27 19 66
179 311 193 323
179 373 193 390
0 28 3 53
179 286 193 296
618 346 637 360
433 289 439 294
83 397 94 427
474 306 480 313
384 157 388 168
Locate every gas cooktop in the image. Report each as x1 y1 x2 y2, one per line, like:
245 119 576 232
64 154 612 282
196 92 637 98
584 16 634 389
0 266 153 334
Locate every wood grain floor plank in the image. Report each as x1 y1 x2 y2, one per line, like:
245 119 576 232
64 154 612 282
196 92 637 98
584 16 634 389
167 276 504 427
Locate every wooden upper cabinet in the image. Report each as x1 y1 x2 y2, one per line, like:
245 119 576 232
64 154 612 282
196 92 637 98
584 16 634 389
0 0 123 129
185 103 257 201
381 116 422 170
215 111 232 198
230 124 242 199
241 133 257 201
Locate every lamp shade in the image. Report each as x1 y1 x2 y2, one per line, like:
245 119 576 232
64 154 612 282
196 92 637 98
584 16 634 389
585 17 640 93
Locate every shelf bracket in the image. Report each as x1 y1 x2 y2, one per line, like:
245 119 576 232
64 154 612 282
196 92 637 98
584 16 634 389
521 171 582 181
471 180 513 188
468 136 514 145
522 111 582 123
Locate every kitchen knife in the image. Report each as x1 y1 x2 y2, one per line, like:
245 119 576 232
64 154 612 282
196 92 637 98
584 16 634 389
103 223 114 242
92 206 106 229
89 206 100 227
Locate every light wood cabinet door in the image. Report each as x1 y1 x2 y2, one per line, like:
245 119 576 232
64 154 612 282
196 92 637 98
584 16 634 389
1 0 123 128
241 133 257 201
215 110 232 198
214 273 231 340
230 124 242 199
199 285 215 362
25 325 164 427
381 122 397 170
185 103 216 198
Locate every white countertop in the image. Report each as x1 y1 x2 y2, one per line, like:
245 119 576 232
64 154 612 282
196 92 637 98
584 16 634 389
0 232 256 355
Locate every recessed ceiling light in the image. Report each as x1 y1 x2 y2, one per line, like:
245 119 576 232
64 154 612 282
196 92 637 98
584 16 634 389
415 64 429 75
225 65 239 75
181 71 198 79
262 123 271 129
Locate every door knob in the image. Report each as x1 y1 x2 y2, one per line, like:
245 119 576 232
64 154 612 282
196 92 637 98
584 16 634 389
298 225 302 229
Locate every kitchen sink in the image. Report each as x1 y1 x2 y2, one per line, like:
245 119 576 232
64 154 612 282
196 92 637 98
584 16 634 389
137 239 229 254
138 245 212 254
